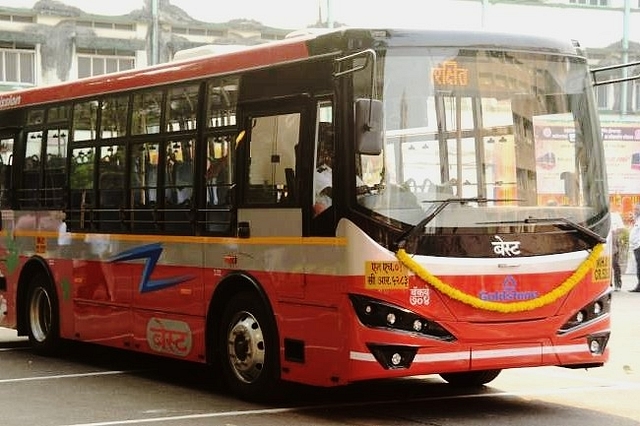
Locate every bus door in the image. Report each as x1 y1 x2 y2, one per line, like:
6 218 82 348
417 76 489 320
0 130 14 212
0 129 14 327
237 108 306 237
236 104 308 298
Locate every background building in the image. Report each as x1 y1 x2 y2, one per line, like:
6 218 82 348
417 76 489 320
0 0 638 218
0 0 292 88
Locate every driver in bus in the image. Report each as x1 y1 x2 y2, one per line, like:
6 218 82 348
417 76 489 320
314 160 332 216
313 123 334 216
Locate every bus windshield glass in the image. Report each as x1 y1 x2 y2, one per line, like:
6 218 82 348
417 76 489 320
356 46 606 232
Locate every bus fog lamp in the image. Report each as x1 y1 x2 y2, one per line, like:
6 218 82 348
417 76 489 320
386 313 396 325
391 353 402 366
586 334 609 355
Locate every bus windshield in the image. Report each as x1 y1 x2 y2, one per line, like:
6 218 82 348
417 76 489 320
356 46 607 232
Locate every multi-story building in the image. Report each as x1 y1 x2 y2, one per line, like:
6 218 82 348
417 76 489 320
0 0 638 217
0 0 291 88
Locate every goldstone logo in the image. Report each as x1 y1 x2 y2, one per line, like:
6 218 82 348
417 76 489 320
0 95 21 109
478 275 539 302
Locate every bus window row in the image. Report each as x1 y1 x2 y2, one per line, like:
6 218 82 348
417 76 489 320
63 135 234 233
14 77 240 234
69 76 239 141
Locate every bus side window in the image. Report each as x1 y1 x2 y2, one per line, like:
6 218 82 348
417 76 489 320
101 96 129 139
21 131 42 208
0 135 12 209
68 147 94 230
43 127 68 208
206 135 233 233
166 84 199 132
132 90 162 135
165 139 194 206
98 144 125 230
128 141 161 231
73 100 98 142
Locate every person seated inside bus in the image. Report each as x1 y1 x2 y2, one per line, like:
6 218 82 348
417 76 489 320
314 158 366 215
314 162 332 216
313 125 333 216
206 154 229 205
313 123 367 217
166 148 193 206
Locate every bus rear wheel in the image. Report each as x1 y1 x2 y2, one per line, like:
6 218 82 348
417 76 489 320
219 291 280 401
25 272 60 355
440 369 501 387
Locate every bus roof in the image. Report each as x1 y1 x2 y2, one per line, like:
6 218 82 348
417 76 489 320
0 28 583 112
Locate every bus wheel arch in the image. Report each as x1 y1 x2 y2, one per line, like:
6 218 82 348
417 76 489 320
16 257 60 355
206 273 281 401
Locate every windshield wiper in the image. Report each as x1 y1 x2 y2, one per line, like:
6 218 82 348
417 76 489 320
479 216 605 246
393 196 521 251
524 217 605 246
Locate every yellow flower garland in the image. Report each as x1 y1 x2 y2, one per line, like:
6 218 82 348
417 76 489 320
396 243 604 313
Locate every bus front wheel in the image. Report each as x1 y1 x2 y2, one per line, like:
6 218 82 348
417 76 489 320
440 369 501 387
219 291 280 401
25 272 60 355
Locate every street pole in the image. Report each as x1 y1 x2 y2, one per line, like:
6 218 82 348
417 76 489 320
482 0 489 29
622 0 630 115
327 0 334 28
151 0 159 65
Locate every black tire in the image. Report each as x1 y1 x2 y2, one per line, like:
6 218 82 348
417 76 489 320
25 272 60 355
219 291 280 402
440 369 501 387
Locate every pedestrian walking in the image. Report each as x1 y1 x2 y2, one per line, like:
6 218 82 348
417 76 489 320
628 203 640 292
610 212 625 291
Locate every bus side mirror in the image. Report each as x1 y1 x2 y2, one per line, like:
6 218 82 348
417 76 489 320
355 98 383 155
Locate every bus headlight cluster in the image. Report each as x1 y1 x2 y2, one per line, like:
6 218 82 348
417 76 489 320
559 292 611 333
349 294 455 341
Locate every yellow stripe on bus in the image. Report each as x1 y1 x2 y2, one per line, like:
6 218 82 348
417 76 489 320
2 230 347 247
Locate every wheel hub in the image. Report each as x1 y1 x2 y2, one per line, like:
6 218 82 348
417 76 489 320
227 312 265 383
29 287 52 343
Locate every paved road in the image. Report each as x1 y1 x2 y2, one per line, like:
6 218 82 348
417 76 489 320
0 273 639 425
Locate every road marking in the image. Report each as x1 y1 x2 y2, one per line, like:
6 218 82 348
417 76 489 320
0 347 29 352
59 381 640 426
0 370 140 384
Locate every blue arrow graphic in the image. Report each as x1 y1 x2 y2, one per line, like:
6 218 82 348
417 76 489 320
109 242 194 293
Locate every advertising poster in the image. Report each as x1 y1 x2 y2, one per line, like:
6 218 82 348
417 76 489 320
533 114 640 222
600 122 640 222
532 115 577 206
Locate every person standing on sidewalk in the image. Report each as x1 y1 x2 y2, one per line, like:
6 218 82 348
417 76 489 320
628 203 640 292
610 212 625 291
